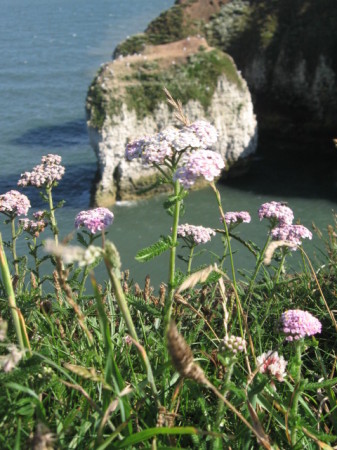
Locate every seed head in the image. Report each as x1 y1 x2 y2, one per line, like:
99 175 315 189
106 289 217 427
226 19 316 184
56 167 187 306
167 321 207 385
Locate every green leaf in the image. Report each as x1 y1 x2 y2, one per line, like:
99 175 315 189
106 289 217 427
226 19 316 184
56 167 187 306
135 236 174 262
98 426 198 450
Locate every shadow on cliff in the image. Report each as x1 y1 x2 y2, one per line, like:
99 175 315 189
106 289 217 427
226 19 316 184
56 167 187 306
222 138 337 202
12 119 88 148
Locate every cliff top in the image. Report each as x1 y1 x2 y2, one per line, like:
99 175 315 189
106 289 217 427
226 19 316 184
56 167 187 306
87 36 242 128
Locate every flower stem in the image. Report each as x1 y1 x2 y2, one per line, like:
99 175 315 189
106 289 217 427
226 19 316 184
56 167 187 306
187 244 195 275
275 249 287 284
247 235 272 297
210 182 237 289
164 180 181 332
79 235 94 298
46 186 58 246
290 339 304 445
10 216 19 276
0 233 31 355
213 358 235 449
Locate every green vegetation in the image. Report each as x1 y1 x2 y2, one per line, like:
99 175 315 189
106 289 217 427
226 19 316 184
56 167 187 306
122 49 243 120
1 132 337 447
113 34 149 59
86 81 106 130
145 5 186 45
113 1 205 59
87 48 243 126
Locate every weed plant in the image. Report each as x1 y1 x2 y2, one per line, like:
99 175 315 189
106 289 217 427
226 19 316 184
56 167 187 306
0 94 337 449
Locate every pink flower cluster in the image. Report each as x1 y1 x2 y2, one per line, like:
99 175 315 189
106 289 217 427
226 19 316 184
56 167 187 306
222 211 251 225
125 121 223 188
187 120 218 148
19 218 48 237
125 121 218 163
259 201 312 249
271 224 312 248
221 335 246 354
18 154 65 188
257 350 287 382
0 190 31 217
177 224 216 244
258 201 294 226
173 150 225 189
279 309 322 341
75 207 114 234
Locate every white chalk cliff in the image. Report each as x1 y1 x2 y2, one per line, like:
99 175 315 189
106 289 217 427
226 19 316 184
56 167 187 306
86 37 257 206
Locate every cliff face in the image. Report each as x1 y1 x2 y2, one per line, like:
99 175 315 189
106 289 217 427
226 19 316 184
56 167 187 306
114 0 337 136
86 37 257 206
206 0 337 135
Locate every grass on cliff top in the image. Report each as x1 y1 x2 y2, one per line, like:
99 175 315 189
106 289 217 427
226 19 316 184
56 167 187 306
113 0 207 58
88 48 243 127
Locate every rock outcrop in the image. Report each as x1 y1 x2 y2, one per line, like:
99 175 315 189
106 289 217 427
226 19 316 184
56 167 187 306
86 37 257 206
205 0 337 134
113 0 337 137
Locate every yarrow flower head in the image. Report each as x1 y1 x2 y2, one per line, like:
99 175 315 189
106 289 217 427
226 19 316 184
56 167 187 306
187 120 218 148
222 211 251 225
18 154 65 188
19 218 48 237
258 201 294 226
177 224 216 245
270 224 312 249
257 350 287 382
220 335 246 354
125 121 218 165
0 190 31 217
75 207 114 234
279 309 322 341
173 150 225 189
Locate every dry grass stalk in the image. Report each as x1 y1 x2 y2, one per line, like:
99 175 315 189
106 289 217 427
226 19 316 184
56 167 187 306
263 240 297 265
167 321 208 385
30 272 38 290
174 293 220 341
122 280 129 294
176 265 215 293
134 283 142 298
143 274 151 301
53 270 62 305
300 247 337 334
164 87 190 126
167 322 272 448
159 283 166 306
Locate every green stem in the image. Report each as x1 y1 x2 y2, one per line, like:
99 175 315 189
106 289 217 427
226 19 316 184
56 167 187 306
247 235 272 297
103 260 159 401
210 183 237 289
11 217 19 276
275 249 287 284
210 183 244 339
79 235 94 298
46 186 58 246
164 180 181 332
290 340 304 445
0 233 31 355
213 359 235 449
187 245 195 275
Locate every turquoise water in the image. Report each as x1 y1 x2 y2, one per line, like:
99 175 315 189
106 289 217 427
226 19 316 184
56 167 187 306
1 0 336 290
